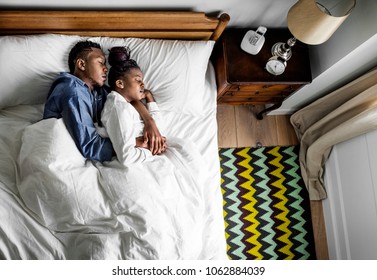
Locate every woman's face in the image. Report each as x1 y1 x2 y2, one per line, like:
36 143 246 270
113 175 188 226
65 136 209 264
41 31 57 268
117 68 145 102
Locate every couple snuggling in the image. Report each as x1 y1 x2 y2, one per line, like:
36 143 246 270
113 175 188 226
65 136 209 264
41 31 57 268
43 41 167 164
19 40 207 259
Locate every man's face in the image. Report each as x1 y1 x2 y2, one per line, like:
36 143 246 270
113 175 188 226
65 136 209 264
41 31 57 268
82 48 108 88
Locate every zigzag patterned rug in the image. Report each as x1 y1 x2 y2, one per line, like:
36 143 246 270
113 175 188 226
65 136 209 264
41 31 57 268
219 145 316 260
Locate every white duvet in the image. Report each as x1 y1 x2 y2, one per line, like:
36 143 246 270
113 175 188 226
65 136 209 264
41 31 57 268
0 65 227 260
18 117 207 259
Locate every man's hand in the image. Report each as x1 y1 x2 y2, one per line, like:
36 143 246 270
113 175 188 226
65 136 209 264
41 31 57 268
143 118 167 155
135 135 166 155
131 92 166 155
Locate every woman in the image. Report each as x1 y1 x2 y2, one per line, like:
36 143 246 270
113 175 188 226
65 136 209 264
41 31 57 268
101 46 167 164
100 46 207 259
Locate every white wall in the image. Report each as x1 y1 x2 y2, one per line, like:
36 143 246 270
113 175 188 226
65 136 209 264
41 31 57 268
0 0 297 28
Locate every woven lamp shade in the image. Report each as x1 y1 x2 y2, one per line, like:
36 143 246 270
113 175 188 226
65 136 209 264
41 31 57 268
287 0 356 45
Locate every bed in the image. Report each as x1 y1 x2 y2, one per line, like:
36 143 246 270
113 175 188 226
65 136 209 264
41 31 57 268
0 10 230 260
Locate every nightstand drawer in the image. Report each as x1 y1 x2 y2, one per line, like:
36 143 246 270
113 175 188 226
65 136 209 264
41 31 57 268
228 84 301 93
223 90 291 98
218 95 284 104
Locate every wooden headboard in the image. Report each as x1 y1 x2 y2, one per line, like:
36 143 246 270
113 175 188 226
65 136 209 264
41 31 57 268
0 10 230 41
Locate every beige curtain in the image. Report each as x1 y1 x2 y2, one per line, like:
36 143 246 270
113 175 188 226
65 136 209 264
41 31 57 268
290 67 377 200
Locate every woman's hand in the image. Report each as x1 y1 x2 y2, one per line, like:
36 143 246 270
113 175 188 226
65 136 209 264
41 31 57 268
135 136 149 149
143 89 155 103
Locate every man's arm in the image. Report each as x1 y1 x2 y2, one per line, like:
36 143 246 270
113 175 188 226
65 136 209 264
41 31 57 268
61 94 114 162
131 99 165 155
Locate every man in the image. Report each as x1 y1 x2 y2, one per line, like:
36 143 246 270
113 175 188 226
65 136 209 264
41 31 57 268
43 40 164 161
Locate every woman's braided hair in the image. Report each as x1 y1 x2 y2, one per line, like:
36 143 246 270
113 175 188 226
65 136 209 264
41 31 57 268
108 46 140 90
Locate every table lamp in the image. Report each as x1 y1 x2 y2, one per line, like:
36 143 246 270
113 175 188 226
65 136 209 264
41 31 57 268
266 0 356 75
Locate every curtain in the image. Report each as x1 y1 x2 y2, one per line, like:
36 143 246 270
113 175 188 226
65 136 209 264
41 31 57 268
290 67 377 200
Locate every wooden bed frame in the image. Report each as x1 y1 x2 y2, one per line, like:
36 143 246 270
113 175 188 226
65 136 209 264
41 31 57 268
0 10 229 41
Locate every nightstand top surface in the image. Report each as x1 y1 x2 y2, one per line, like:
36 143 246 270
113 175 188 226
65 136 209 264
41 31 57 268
220 28 312 84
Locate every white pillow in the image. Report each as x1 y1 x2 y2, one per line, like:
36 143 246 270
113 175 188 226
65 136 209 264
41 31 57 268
0 34 80 109
0 34 214 115
93 37 214 115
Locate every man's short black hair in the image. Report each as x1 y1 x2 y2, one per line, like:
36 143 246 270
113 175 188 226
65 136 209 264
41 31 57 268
68 40 102 74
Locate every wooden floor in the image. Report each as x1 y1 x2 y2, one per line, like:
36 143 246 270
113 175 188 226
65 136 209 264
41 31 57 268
217 104 329 260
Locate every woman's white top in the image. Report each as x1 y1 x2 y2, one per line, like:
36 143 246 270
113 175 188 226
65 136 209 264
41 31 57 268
101 90 163 165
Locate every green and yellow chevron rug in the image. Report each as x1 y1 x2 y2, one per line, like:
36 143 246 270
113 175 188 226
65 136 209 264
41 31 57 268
219 145 316 260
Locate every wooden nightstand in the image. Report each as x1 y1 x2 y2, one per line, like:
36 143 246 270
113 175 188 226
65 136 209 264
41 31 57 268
211 28 312 119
